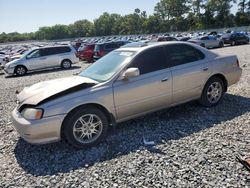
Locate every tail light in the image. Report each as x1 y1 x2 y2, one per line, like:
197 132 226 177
236 59 240 67
97 50 105 57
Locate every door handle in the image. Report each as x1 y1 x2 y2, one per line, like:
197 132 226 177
161 78 169 82
203 68 209 71
40 57 46 60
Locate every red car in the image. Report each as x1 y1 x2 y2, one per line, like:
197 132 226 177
76 44 95 62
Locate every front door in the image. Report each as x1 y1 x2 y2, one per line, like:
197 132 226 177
113 47 173 121
25 49 45 70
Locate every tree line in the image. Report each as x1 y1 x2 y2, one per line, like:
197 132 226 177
1 0 250 43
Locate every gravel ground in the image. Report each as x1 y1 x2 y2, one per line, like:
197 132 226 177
0 45 249 187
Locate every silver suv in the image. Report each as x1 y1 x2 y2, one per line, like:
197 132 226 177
4 45 78 76
11 42 242 148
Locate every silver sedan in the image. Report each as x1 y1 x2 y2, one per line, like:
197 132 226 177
11 42 242 148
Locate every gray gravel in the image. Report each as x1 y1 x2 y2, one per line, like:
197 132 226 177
0 45 250 187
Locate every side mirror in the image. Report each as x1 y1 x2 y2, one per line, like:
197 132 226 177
123 68 140 80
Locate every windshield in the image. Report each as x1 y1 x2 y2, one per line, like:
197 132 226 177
79 51 135 82
21 48 37 58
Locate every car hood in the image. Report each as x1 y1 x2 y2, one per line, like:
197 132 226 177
17 76 98 105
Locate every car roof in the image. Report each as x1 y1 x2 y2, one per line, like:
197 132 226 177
115 41 218 59
39 45 71 49
116 41 193 52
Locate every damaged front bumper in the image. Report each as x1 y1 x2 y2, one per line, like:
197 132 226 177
11 108 66 144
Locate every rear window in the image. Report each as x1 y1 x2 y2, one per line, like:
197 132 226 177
42 46 71 56
94 44 104 51
55 47 71 53
85 45 94 50
105 43 118 49
165 44 205 67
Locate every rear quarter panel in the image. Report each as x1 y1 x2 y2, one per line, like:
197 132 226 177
210 55 242 86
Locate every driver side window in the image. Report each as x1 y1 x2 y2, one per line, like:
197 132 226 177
26 49 40 59
129 47 169 75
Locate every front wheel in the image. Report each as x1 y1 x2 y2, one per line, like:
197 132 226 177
199 77 225 107
15 66 27 76
63 107 109 149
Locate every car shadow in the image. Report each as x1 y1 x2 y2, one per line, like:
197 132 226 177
4 66 82 78
14 93 250 176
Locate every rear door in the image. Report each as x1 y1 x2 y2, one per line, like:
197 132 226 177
113 47 172 121
209 36 219 47
201 36 213 48
40 47 57 68
165 44 210 104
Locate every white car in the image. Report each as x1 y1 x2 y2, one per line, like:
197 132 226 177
0 54 7 68
189 36 224 48
4 45 78 76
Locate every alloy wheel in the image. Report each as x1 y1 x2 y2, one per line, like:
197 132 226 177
62 61 71 69
16 67 26 75
73 114 103 144
207 82 223 104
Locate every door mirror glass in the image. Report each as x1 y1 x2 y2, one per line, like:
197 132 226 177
124 68 140 79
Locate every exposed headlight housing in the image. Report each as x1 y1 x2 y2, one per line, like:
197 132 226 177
21 108 44 120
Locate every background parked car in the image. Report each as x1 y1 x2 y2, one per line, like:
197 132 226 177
93 41 129 61
4 45 78 76
221 33 249 46
188 36 224 48
157 36 178 42
76 44 95 62
179 37 191 41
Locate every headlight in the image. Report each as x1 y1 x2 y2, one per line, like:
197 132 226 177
21 108 44 120
8 64 16 68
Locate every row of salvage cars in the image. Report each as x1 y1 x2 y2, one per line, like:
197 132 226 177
11 41 242 148
0 31 249 76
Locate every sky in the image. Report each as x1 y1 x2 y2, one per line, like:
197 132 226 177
0 0 238 34
0 0 159 33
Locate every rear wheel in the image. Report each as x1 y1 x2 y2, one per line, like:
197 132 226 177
63 107 109 149
61 59 72 69
231 40 236 46
14 66 27 76
199 77 225 107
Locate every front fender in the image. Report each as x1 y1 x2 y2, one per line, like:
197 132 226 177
40 87 116 119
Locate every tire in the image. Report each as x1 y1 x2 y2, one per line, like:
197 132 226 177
88 56 94 63
14 66 27 76
200 43 205 48
61 59 72 69
231 40 236 46
219 41 224 48
199 77 225 107
63 107 109 149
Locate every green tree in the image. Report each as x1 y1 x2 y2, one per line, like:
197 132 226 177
206 0 236 27
70 19 94 37
154 0 189 20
